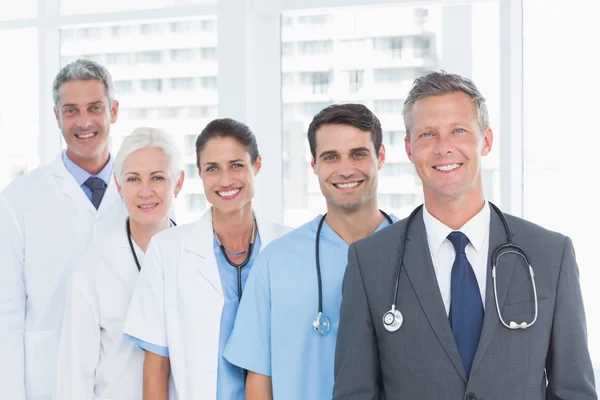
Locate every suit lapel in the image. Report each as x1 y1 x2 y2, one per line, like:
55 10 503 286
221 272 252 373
48 154 97 215
470 207 517 375
403 209 468 383
184 209 224 297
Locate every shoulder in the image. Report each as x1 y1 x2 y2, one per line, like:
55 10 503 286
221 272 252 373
503 213 565 243
0 164 51 204
151 220 199 247
353 216 407 254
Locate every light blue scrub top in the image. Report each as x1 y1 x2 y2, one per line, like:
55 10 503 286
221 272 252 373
224 214 397 400
126 233 261 399
62 150 113 202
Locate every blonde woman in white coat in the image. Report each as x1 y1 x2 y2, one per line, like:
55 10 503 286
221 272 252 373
124 118 291 400
56 127 184 399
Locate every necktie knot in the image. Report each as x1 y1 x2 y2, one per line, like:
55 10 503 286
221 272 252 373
448 231 469 255
84 177 106 191
84 177 107 209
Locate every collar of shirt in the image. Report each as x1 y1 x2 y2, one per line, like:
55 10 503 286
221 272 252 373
422 201 491 257
62 150 114 187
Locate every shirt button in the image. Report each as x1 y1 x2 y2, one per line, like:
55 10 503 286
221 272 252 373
465 393 477 400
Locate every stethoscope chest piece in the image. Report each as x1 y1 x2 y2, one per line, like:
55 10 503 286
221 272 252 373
382 306 403 332
313 312 331 335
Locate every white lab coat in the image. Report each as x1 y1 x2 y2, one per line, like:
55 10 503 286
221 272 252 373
56 223 146 400
123 209 290 400
0 155 127 400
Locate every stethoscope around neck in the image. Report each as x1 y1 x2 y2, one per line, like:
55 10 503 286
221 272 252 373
382 202 538 334
313 210 394 335
126 217 177 272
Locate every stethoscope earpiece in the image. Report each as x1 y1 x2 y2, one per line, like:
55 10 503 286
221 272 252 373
382 306 403 332
313 312 331 335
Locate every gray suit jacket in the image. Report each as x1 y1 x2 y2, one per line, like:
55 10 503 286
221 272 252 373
333 207 596 400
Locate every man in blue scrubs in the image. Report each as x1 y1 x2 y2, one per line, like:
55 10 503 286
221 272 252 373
224 103 399 399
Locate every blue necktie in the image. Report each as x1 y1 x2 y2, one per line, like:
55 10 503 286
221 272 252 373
448 231 483 376
84 177 107 210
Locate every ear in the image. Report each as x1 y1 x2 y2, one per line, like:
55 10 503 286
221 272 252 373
404 135 414 163
310 156 317 175
113 173 123 199
110 100 119 124
377 144 386 170
253 155 262 176
481 128 493 156
54 107 62 130
173 170 185 197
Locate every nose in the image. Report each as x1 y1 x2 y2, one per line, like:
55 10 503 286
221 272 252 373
139 181 152 198
75 111 92 129
434 133 455 155
219 170 233 187
337 156 356 178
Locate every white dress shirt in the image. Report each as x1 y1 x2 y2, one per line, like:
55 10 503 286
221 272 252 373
422 201 491 316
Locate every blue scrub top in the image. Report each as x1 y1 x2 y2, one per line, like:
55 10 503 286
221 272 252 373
224 214 397 400
127 232 261 400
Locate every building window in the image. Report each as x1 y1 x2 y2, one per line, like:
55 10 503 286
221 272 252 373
136 51 163 64
347 70 364 93
171 77 195 91
114 80 133 93
170 48 200 62
201 77 218 90
186 193 206 213
374 100 403 114
301 71 331 94
184 163 199 179
140 23 163 35
201 47 217 60
374 36 403 59
298 40 333 55
141 79 162 92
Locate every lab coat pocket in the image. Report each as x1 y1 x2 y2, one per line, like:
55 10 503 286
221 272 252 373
24 330 58 397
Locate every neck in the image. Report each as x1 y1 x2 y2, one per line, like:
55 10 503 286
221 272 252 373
325 201 385 245
212 203 255 252
129 216 171 253
66 148 110 175
424 189 485 230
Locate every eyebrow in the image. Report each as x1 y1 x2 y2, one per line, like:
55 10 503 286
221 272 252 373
61 101 104 108
125 170 166 175
203 159 245 166
318 147 371 158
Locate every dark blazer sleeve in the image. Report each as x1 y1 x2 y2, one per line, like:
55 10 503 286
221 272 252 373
333 243 382 400
545 236 597 399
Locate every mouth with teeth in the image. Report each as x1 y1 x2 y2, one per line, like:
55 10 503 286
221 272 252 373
217 188 241 200
333 180 363 190
433 163 463 172
74 131 98 140
138 203 159 212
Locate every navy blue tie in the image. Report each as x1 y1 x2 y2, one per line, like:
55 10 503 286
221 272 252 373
84 177 107 210
448 231 483 376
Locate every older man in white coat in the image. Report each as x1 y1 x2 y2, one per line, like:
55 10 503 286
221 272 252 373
0 59 127 400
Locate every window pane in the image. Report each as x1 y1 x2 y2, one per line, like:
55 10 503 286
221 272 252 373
282 3 501 227
60 0 213 15
0 29 39 191
59 16 217 223
524 1 600 380
0 1 36 20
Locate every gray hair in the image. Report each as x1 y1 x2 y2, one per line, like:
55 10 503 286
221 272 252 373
114 127 182 185
52 59 115 107
403 71 489 137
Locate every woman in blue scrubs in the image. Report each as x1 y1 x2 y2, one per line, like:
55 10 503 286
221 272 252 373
123 118 290 399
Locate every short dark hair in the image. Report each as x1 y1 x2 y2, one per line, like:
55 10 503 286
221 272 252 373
195 118 259 166
307 103 382 159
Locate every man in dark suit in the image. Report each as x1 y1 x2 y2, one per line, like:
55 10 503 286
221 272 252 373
333 71 597 400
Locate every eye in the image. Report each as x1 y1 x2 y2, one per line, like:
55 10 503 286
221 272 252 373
91 105 103 112
353 151 367 158
126 176 139 182
419 132 433 138
206 166 217 172
231 163 244 169
324 154 337 161
152 175 166 181
455 128 466 134
63 109 75 115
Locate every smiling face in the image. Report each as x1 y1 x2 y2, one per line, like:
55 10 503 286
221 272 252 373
116 147 183 228
404 91 493 205
198 136 261 214
311 123 385 212
54 79 119 169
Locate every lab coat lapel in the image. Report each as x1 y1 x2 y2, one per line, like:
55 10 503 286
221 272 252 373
255 213 279 249
403 209 468 383
470 207 517 375
48 154 97 215
185 209 224 297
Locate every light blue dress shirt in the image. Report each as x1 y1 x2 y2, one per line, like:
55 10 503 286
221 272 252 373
62 151 113 202
126 232 261 400
224 214 398 400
